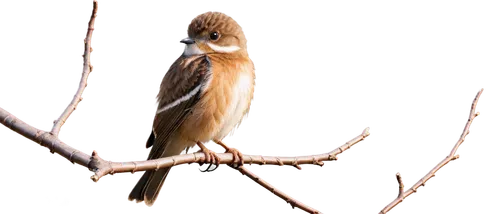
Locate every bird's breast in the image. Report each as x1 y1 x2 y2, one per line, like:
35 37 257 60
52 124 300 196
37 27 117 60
215 66 254 140
179 57 255 143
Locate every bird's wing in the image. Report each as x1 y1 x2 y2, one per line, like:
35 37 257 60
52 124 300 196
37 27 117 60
147 55 211 159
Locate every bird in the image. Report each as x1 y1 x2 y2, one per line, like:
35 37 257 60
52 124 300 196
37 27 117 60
128 12 255 206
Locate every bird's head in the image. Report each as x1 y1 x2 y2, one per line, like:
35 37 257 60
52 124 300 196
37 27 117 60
181 12 247 56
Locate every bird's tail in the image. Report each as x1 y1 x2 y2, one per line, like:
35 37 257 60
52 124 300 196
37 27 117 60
128 167 171 206
128 135 187 206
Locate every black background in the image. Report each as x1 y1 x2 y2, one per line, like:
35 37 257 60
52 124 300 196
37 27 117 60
0 0 498 213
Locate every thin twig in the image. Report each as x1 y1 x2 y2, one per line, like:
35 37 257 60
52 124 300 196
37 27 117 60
379 88 483 214
50 0 98 137
235 166 322 213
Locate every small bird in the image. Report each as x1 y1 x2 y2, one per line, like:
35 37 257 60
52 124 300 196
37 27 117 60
128 12 255 206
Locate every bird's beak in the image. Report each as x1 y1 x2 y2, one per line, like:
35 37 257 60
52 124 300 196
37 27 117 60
180 37 195 45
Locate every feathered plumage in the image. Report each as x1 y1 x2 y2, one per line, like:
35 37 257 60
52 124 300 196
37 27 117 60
129 12 255 206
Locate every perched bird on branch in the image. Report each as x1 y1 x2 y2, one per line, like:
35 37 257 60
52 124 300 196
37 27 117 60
129 12 255 206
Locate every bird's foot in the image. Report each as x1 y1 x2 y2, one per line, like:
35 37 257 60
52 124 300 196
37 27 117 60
196 142 221 172
214 139 244 167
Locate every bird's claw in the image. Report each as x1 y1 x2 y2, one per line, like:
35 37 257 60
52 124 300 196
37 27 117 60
198 143 220 167
229 148 245 167
217 141 245 167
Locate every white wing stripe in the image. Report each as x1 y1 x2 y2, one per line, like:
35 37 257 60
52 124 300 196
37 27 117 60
156 84 202 114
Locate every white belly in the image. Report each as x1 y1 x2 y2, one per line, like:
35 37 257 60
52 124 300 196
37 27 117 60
215 71 253 140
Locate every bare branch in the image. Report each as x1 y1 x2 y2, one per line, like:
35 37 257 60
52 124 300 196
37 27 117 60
0 106 370 181
50 0 98 137
379 88 483 214
0 104 369 214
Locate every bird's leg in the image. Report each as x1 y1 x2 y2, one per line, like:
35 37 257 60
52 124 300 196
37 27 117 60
196 141 221 172
214 139 244 166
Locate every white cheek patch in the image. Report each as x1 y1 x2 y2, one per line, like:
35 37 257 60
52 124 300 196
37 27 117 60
207 43 241 53
183 44 204 56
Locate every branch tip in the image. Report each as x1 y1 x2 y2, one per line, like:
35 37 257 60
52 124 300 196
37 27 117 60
91 175 99 182
396 173 404 198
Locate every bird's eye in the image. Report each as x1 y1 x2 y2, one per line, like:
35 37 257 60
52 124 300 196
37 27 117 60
209 32 220 41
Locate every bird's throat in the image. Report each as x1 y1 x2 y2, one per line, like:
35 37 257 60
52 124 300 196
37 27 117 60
183 44 204 56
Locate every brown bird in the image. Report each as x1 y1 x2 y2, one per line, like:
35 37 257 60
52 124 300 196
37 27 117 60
128 12 255 206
